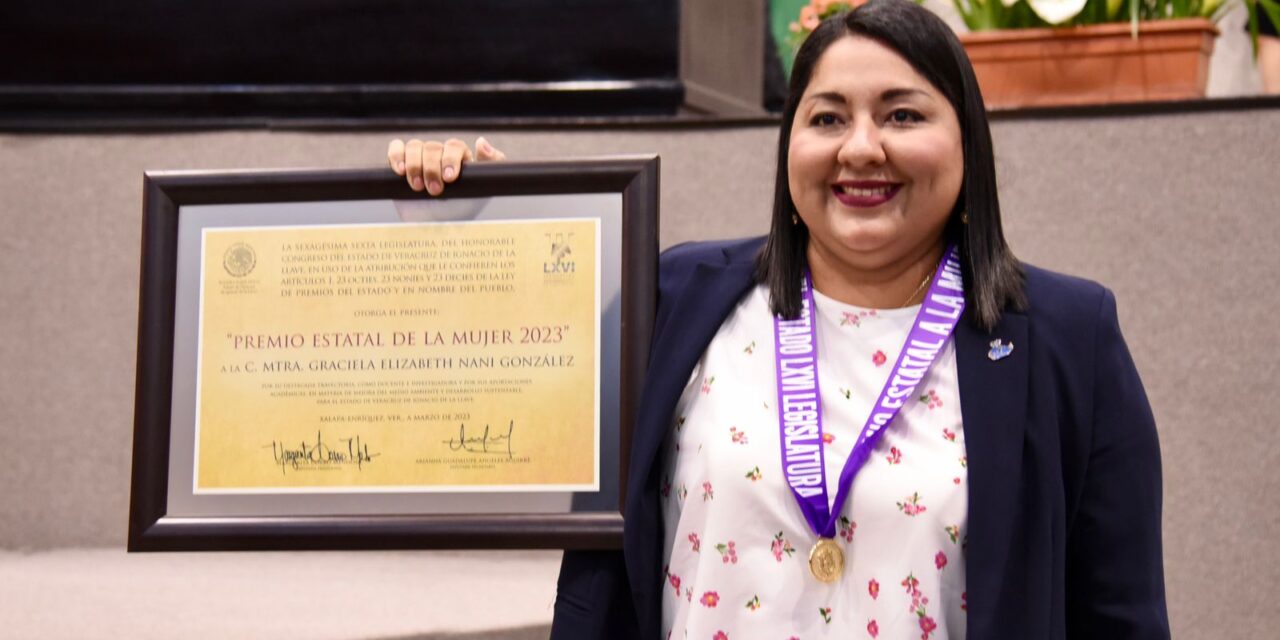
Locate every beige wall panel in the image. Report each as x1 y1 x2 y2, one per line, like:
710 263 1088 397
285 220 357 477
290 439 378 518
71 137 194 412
989 110 1280 636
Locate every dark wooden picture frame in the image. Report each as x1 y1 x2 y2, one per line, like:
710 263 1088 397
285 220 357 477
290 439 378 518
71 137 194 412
129 157 658 552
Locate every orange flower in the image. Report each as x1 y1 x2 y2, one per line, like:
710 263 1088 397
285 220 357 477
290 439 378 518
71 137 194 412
799 5 821 31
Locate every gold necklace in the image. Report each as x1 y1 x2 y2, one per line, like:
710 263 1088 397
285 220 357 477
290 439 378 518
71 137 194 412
900 272 931 307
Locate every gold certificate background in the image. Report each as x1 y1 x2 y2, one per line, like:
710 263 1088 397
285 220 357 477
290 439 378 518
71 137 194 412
194 218 599 492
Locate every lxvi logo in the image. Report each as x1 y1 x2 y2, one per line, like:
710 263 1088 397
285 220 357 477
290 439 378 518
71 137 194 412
543 232 575 274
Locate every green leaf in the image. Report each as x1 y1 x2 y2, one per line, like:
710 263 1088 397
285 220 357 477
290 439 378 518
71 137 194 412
1207 0 1235 19
953 0 982 30
1261 0 1280 29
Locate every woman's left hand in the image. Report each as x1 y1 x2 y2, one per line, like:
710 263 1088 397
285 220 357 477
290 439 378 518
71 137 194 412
387 136 507 195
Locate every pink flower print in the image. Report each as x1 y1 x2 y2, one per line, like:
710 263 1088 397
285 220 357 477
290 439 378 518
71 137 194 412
716 541 739 564
911 592 931 612
841 309 877 327
942 427 956 441
819 606 833 624
897 492 927 516
838 516 856 542
700 591 720 607
822 432 835 445
701 375 715 394
868 619 880 637
901 572 921 596
959 455 968 468
920 389 942 409
661 476 671 498
919 615 938 639
743 340 756 355
953 477 961 485
688 532 701 552
702 481 714 501
745 595 761 611
868 578 880 600
686 586 693 602
713 632 728 640
770 531 796 561
677 483 688 502
729 426 749 444
961 592 968 612
903 572 935 638
935 550 948 570
944 525 960 544
668 572 682 597
745 466 762 482
886 446 902 465
872 350 887 366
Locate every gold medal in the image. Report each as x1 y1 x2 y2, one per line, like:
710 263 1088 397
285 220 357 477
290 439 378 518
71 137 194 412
808 537 844 583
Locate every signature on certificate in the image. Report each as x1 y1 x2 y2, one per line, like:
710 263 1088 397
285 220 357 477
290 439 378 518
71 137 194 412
443 421 515 460
267 431 380 474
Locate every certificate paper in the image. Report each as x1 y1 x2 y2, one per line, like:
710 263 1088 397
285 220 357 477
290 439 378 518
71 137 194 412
193 218 600 493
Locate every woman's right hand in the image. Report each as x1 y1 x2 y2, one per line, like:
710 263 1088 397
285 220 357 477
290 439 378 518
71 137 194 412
387 136 507 195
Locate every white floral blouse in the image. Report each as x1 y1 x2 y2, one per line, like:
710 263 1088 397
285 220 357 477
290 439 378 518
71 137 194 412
660 285 969 640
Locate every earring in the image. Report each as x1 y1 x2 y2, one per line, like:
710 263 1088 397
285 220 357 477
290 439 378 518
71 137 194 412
792 213 799 225
960 212 970 225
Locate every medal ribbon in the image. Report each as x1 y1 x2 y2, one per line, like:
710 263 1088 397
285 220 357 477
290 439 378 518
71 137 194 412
772 244 965 539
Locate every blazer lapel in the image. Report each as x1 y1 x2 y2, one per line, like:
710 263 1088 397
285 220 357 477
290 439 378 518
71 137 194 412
955 311 1029 636
624 248 757 636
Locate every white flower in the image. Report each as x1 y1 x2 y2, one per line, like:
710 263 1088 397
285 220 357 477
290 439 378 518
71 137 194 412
1026 0 1088 24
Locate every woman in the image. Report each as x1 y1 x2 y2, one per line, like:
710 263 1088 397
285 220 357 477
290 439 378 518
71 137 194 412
389 1 1168 637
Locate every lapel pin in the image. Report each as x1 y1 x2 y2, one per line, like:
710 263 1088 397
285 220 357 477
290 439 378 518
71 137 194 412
988 339 1014 361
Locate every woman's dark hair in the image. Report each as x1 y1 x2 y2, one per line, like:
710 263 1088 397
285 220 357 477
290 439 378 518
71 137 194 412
754 0 1025 331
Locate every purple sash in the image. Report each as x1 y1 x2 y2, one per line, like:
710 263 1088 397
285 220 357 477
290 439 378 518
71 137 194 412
772 245 965 538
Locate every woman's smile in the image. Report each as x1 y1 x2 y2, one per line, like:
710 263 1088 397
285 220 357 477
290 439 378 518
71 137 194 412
831 180 902 207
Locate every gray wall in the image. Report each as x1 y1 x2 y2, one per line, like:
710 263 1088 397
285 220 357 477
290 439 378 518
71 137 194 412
0 106 1277 637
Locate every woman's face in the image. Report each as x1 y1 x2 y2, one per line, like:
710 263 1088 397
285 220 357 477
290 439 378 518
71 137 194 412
787 35 964 273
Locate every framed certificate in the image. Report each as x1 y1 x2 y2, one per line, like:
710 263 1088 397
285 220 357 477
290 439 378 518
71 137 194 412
128 157 658 551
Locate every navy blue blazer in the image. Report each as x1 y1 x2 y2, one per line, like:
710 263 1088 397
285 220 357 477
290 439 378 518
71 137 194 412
551 237 1168 639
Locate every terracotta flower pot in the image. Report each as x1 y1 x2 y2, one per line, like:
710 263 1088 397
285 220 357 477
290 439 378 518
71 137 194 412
959 18 1219 109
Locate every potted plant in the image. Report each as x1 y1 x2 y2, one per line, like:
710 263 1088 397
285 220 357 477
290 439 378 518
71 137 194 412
785 0 1280 108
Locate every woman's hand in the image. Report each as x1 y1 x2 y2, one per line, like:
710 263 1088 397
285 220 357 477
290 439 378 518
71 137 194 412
387 136 507 195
